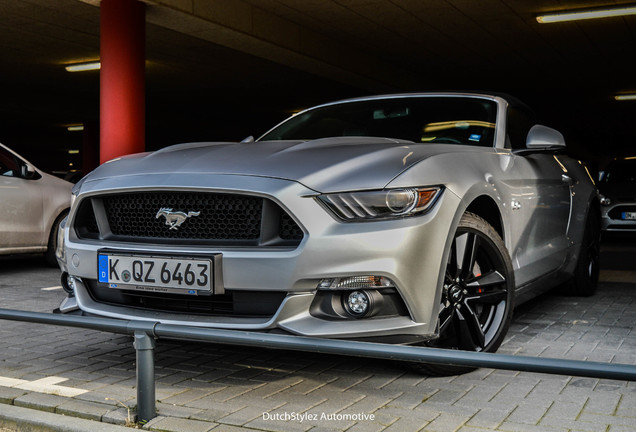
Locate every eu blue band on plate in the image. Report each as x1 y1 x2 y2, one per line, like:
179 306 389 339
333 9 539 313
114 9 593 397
98 255 109 282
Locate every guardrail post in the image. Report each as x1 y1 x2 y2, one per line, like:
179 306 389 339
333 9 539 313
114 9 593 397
133 330 156 423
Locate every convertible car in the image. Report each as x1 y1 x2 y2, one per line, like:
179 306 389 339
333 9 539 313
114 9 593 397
57 93 599 374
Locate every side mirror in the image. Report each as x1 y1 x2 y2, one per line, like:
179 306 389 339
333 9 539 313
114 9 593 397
526 125 566 149
20 163 37 179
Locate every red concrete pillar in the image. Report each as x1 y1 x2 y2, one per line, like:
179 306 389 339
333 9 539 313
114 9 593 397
100 0 146 164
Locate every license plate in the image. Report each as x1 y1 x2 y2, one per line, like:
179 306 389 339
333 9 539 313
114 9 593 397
622 212 636 220
98 254 213 294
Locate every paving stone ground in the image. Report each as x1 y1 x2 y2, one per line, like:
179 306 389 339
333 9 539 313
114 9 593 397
0 238 634 431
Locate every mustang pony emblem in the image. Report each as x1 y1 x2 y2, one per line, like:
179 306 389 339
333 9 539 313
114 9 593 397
156 208 200 230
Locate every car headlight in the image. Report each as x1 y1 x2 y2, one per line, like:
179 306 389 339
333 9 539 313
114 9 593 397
317 186 442 221
600 194 611 206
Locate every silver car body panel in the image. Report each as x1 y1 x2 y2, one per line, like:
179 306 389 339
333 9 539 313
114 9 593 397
59 93 596 340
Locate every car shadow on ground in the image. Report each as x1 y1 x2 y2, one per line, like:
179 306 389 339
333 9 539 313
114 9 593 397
0 255 55 275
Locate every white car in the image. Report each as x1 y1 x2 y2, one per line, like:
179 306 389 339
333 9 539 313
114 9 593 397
0 143 72 264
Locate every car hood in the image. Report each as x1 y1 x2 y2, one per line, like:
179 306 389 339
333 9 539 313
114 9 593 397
599 182 636 202
85 137 482 193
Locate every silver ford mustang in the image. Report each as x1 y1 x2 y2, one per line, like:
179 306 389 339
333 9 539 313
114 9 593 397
57 93 600 374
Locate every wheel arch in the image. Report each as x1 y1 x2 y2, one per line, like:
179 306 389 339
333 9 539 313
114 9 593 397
430 191 507 333
465 195 504 241
48 207 70 238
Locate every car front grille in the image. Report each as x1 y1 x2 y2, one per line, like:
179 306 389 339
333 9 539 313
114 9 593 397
608 205 636 221
73 191 304 246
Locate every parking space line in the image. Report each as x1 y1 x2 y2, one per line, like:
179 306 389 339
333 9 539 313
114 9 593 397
41 286 63 291
0 377 27 387
0 375 88 397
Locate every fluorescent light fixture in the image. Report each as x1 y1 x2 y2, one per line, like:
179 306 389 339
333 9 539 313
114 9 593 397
615 94 636 101
537 5 636 23
68 150 80 154
65 61 101 72
67 125 84 132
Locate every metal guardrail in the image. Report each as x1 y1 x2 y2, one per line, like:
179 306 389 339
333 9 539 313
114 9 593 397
0 308 635 423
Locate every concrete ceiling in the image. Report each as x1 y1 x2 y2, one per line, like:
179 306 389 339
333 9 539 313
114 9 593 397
1 0 635 172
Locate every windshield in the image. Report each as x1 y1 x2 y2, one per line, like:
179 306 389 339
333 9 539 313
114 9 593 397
604 159 636 184
260 96 498 146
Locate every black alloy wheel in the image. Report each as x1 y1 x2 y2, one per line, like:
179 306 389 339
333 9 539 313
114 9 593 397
411 212 515 376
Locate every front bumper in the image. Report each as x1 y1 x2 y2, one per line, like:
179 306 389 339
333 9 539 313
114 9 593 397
601 201 636 232
60 174 461 340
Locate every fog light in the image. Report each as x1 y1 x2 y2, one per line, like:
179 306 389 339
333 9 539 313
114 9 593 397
344 291 370 317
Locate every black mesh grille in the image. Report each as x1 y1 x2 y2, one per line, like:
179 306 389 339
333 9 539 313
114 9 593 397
279 212 304 240
74 191 303 246
104 192 262 240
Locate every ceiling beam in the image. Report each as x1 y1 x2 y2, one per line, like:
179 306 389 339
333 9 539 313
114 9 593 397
78 0 423 93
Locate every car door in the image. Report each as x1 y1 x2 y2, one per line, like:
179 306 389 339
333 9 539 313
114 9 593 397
513 152 572 275
501 107 572 286
0 146 44 251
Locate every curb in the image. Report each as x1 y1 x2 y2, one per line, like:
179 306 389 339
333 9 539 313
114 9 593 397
0 403 131 432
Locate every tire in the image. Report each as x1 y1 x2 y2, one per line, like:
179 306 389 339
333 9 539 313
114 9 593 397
411 212 515 376
44 210 68 267
563 210 600 297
